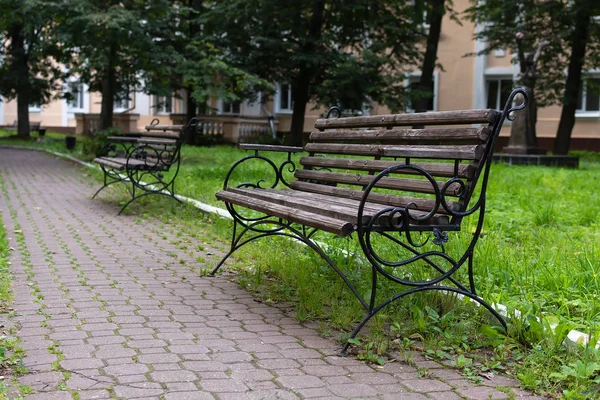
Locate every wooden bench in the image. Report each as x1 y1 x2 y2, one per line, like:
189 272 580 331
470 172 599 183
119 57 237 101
92 118 198 214
212 88 528 353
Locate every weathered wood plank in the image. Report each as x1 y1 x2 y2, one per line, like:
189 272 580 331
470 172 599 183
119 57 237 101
239 144 304 153
289 180 461 213
227 187 451 226
294 170 462 196
315 109 499 129
299 157 474 179
304 143 483 160
141 130 181 139
309 127 489 143
94 157 148 169
106 136 138 142
256 188 452 221
144 124 184 131
137 138 178 145
216 190 354 236
228 187 368 223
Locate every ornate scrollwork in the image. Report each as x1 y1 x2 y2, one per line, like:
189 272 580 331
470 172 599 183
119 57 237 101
222 149 299 233
505 88 528 122
355 164 483 287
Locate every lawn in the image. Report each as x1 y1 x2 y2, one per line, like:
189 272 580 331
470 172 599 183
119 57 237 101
1 130 600 398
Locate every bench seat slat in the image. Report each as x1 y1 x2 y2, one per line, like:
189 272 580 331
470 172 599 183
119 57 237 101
137 138 178 145
314 109 499 129
290 180 461 213
216 190 354 236
299 157 474 179
93 157 164 170
282 182 459 214
294 170 462 196
140 130 181 139
230 187 442 223
304 143 483 160
253 188 452 221
309 127 489 143
144 124 184 131
221 188 450 232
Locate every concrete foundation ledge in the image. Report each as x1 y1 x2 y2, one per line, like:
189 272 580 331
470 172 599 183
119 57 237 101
492 153 579 168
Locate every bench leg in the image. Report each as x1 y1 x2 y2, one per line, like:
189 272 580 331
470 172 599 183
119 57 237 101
92 167 124 199
117 189 183 215
342 285 507 355
211 217 370 311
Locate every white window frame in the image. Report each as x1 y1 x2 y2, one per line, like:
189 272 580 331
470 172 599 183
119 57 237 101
404 72 439 113
66 81 86 112
576 73 600 118
485 76 514 110
217 99 241 115
28 104 41 113
114 92 133 112
275 83 293 114
152 95 173 115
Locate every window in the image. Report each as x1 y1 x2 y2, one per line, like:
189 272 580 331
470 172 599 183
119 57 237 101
67 82 85 111
114 92 132 111
152 95 172 114
276 83 293 113
577 78 600 114
404 73 438 112
486 78 513 109
220 101 241 114
28 103 41 113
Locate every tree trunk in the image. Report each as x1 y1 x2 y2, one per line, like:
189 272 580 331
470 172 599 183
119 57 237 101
10 23 31 139
508 86 538 149
414 0 445 115
289 72 311 146
553 3 590 155
288 0 325 146
99 42 118 131
505 39 545 154
185 88 198 125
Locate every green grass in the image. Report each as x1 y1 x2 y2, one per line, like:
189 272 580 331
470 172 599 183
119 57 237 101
1 131 600 397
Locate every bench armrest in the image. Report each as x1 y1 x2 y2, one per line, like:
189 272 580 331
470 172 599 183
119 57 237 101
222 145 300 191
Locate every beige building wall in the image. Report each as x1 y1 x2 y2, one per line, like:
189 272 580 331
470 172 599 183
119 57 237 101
1 1 599 146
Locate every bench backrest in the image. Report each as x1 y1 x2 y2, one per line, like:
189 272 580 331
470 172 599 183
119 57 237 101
292 109 504 230
141 119 197 166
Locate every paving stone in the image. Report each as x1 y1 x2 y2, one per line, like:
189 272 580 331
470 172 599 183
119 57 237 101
163 392 214 400
199 378 249 392
327 383 378 398
403 379 453 392
77 389 113 399
150 369 199 383
277 375 327 389
456 386 511 399
112 383 164 398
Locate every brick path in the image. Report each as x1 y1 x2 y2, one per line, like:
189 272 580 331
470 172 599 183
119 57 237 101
0 148 542 400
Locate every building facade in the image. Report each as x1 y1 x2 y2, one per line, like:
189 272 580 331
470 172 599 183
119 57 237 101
1 0 598 149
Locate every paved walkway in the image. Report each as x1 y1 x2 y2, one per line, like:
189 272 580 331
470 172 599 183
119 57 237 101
0 148 541 400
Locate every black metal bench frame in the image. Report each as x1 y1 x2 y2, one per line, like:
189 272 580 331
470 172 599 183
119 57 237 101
212 89 528 354
92 118 198 214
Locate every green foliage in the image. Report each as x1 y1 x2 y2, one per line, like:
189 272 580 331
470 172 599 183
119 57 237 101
81 127 122 160
59 0 175 96
465 0 600 108
0 0 65 104
205 0 426 142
